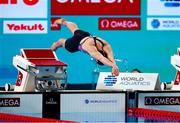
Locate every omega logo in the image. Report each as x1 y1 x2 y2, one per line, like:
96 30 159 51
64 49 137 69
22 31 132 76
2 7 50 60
56 0 134 3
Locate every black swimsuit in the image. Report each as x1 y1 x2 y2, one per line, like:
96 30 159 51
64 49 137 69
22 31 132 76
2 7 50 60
65 29 90 53
65 29 107 65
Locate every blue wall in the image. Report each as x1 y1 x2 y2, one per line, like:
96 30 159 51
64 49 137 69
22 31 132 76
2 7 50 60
0 1 179 86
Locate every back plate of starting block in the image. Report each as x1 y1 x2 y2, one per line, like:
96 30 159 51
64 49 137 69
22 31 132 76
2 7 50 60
21 49 56 59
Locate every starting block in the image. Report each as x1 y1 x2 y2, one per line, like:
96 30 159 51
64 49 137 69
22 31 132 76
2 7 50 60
171 48 180 90
10 48 67 92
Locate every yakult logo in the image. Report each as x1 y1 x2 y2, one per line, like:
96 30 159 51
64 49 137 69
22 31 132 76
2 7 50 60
7 24 44 31
0 0 39 6
3 20 47 34
51 0 140 15
99 18 140 30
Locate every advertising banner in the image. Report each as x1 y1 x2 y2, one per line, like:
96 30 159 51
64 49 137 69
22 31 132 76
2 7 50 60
0 0 47 18
3 20 47 34
51 0 140 15
138 92 180 122
61 93 126 122
96 72 161 91
99 18 140 30
148 0 180 16
0 93 42 117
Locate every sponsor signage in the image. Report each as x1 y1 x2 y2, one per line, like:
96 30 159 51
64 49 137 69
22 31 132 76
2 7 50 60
45 98 58 105
99 18 140 30
61 94 125 112
3 20 47 34
0 94 42 117
147 18 180 30
84 99 117 104
51 0 140 15
138 92 180 114
96 72 161 91
43 93 60 119
0 0 39 5
138 92 180 122
61 93 125 122
51 18 61 30
0 0 47 18
145 96 180 105
101 75 117 86
0 98 20 107
148 0 180 16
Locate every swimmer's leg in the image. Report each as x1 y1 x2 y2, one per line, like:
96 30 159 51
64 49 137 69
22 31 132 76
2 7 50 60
54 18 79 34
51 38 66 51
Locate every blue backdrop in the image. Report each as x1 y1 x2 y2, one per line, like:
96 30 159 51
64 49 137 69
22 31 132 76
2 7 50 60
0 1 179 86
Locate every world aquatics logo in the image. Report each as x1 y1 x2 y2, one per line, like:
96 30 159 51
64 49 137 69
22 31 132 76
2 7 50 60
160 0 180 7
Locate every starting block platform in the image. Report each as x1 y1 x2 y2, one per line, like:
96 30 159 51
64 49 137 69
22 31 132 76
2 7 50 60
11 48 68 92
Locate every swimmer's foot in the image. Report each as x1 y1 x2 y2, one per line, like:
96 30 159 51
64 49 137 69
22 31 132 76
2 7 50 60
54 18 66 25
51 42 58 51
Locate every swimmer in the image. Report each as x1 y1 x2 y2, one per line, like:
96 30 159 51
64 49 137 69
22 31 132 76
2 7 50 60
51 18 119 76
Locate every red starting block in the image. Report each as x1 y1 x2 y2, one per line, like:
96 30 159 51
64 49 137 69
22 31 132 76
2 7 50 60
171 48 180 90
11 49 68 92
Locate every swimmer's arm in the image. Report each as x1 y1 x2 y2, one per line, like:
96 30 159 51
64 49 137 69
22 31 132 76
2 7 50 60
86 46 119 76
103 44 116 64
96 37 116 64
85 45 115 68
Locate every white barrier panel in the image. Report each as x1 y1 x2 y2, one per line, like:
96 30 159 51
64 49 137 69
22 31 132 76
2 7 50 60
96 72 161 91
138 91 180 122
60 93 126 122
0 93 42 117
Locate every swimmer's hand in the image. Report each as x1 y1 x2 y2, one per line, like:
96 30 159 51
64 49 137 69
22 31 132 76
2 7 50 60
112 65 119 76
